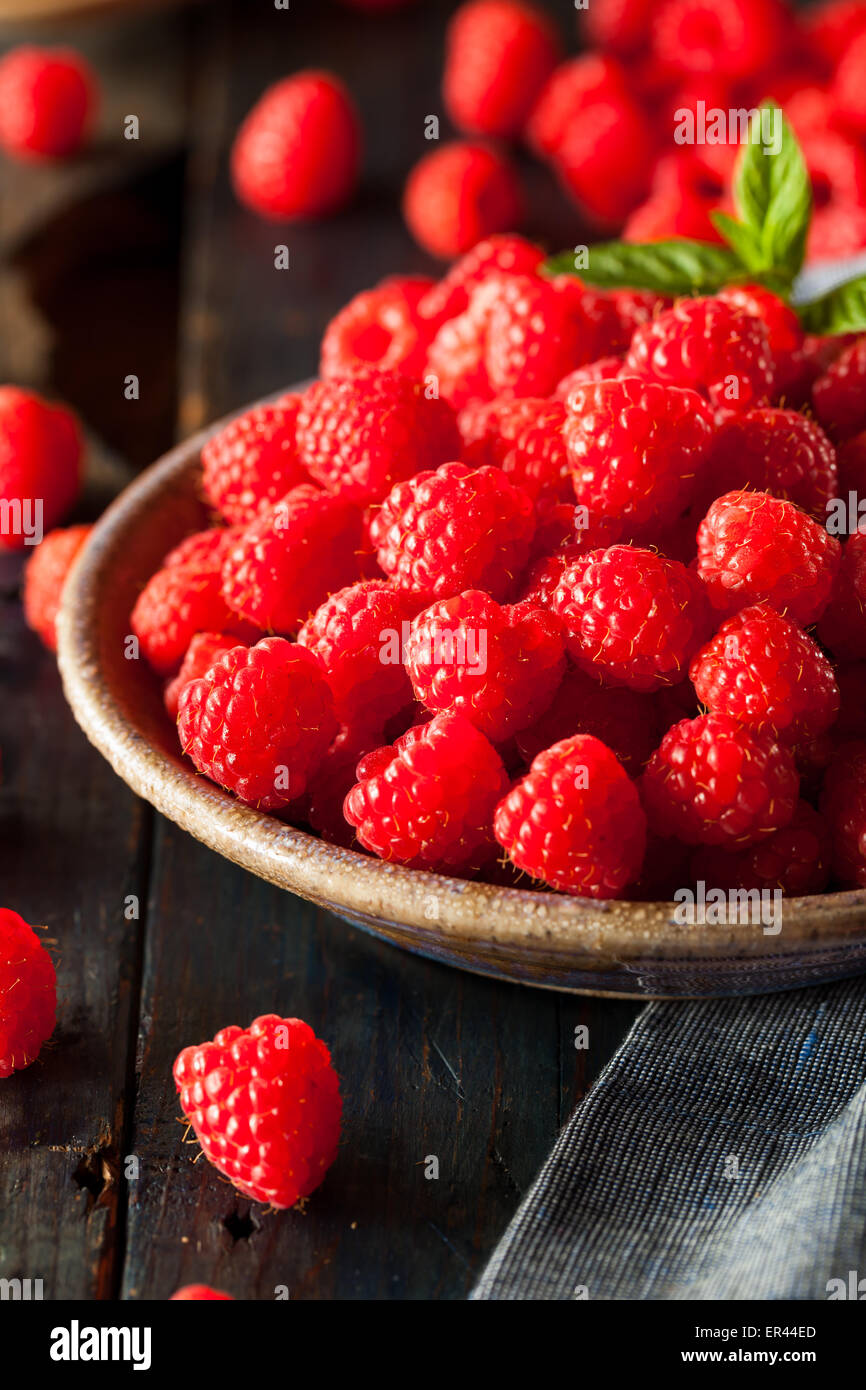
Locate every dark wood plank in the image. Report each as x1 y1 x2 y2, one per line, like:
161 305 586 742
0 573 151 1299
122 829 569 1300
0 8 188 1299
120 0 642 1301
0 9 189 470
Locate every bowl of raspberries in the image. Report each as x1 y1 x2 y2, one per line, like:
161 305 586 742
56 124 866 997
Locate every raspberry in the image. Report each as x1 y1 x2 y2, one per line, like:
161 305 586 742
460 396 571 502
0 46 96 159
344 712 509 873
628 833 694 902
402 141 523 260
484 274 605 398
650 0 784 80
808 202 866 262
820 741 866 887
695 490 841 626
298 580 420 731
551 546 712 691
416 235 543 327
834 661 866 739
527 54 630 157
600 289 671 356
690 604 840 747
170 1287 234 1301
518 522 623 604
443 1 561 139
625 298 774 414
698 409 838 521
780 84 837 143
230 71 360 220
296 372 459 504
778 333 854 411
564 377 714 534
0 908 56 1079
805 0 866 65
515 667 658 775
582 0 655 57
201 397 308 525
319 277 434 380
837 430 866 504
493 734 647 897
0 386 82 551
537 492 627 555
833 30 866 135
23 523 92 651
817 527 866 660
641 713 799 848
404 590 565 742
177 636 337 808
716 285 805 400
555 358 623 398
812 336 866 441
162 527 235 570
163 631 246 720
689 801 831 897
289 725 380 849
370 461 535 601
553 91 654 228
648 128 734 193
221 485 364 634
799 132 866 217
173 1014 341 1209
623 190 723 245
132 529 254 676
424 272 511 407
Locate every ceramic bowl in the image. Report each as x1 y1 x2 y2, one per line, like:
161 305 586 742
56 408 866 998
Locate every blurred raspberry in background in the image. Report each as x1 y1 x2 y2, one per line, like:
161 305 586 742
395 0 866 260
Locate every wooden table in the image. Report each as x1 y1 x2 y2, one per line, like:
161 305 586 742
0 0 642 1300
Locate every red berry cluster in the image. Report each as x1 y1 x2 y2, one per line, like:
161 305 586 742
121 242 866 902
405 0 866 261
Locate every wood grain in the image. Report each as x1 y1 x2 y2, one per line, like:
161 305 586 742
0 572 151 1298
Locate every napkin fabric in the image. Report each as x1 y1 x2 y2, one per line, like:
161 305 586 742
471 978 866 1300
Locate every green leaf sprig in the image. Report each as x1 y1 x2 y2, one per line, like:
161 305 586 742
543 104 866 335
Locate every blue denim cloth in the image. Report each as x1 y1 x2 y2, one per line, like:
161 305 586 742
471 979 866 1300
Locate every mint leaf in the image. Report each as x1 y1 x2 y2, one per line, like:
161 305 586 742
543 240 742 296
733 104 811 283
797 274 866 335
710 211 764 274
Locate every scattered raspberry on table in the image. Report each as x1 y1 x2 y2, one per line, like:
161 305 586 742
0 387 83 551
170 1286 234 1302
173 1015 341 1210
0 46 96 160
0 908 57 1079
23 523 92 651
231 70 360 221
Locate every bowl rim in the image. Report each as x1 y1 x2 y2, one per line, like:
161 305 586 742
56 403 866 966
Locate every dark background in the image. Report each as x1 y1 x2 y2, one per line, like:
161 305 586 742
0 0 640 1300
